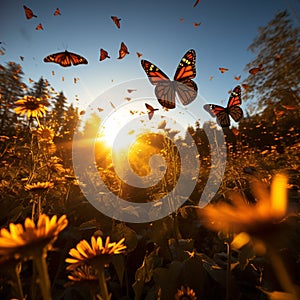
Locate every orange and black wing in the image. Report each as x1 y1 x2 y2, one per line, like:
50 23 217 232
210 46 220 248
117 42 129 59
100 49 110 61
111 16 121 28
145 103 158 120
203 104 231 127
35 23 43 30
43 50 88 67
227 85 243 122
23 5 37 19
141 59 175 109
54 8 61 16
173 49 198 106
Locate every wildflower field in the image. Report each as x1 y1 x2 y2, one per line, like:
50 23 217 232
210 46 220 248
1 3 300 300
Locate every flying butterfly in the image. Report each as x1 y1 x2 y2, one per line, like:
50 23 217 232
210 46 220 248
193 0 201 7
117 42 129 59
54 8 61 16
219 67 229 73
249 63 263 75
35 23 43 30
141 49 197 109
111 16 121 28
145 103 159 120
23 5 37 19
136 52 143 58
194 21 201 27
43 50 88 67
203 85 243 128
234 75 241 81
100 48 110 61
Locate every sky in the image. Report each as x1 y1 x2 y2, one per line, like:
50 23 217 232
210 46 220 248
1 0 299 138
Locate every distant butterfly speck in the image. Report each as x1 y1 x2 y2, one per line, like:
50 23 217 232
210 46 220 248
145 103 159 120
23 5 37 19
141 49 197 109
117 42 129 59
100 49 110 61
203 85 243 128
111 16 121 28
43 50 88 67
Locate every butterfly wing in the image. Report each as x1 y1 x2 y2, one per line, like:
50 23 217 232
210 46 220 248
43 51 88 67
35 23 43 30
111 16 121 28
54 8 61 16
204 104 231 127
117 42 129 59
145 103 158 120
23 5 37 19
219 67 228 73
141 60 170 85
155 81 176 109
100 49 110 61
173 49 198 106
227 85 243 122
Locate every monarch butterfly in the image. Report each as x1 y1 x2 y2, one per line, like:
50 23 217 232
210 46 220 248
136 52 143 58
111 16 121 28
127 89 137 93
249 64 263 75
23 5 37 19
194 21 201 27
117 42 129 59
35 23 43 30
219 67 229 73
203 85 243 128
234 75 241 81
141 49 197 109
54 8 61 16
179 17 184 23
100 49 110 61
145 103 159 120
193 0 201 7
43 50 88 67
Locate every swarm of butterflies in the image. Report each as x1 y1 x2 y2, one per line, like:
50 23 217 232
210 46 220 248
23 3 261 129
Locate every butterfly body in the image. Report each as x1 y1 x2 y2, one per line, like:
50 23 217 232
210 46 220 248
203 85 243 127
43 50 88 67
141 49 197 109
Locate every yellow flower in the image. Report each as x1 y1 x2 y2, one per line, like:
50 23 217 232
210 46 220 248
199 174 288 235
65 236 126 270
36 125 54 141
0 214 68 259
67 265 98 282
14 95 48 118
175 286 197 300
25 181 54 193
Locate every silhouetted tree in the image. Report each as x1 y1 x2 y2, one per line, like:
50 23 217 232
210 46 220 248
243 10 300 111
0 62 25 135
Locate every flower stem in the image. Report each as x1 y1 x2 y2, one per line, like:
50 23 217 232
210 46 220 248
9 262 24 300
33 252 52 300
97 265 110 300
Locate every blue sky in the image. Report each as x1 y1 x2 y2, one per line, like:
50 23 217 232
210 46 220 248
1 0 299 131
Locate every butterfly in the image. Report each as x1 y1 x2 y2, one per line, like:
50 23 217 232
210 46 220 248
193 0 201 7
145 103 159 120
54 8 61 16
35 23 43 30
136 52 143 58
219 67 229 73
141 49 197 109
203 85 243 128
100 48 110 61
117 42 129 59
234 75 241 81
111 16 121 28
249 63 263 75
23 5 37 19
194 21 201 27
43 50 88 67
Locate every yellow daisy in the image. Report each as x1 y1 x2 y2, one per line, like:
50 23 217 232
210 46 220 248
199 174 288 236
175 286 197 300
65 236 126 270
25 181 54 193
0 214 68 259
14 95 49 118
36 125 55 141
